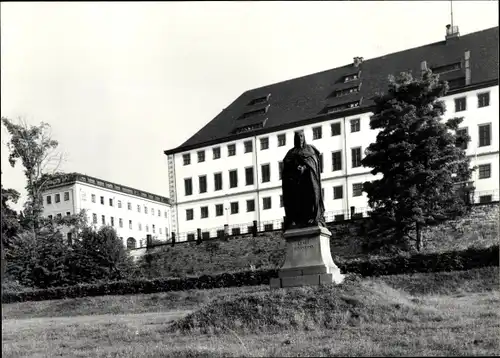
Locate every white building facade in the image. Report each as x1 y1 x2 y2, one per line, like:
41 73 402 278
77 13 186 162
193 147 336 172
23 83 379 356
165 26 499 241
41 173 173 249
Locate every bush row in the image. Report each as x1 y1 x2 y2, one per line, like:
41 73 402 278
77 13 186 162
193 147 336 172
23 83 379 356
2 245 497 304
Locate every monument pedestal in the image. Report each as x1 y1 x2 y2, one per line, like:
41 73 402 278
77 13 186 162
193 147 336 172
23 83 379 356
270 226 344 289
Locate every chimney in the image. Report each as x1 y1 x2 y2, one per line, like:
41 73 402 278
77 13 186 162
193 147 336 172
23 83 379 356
420 60 428 75
464 50 471 85
353 57 364 67
446 24 460 41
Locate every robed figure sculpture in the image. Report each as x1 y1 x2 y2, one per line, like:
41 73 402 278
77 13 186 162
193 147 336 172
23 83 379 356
282 131 326 230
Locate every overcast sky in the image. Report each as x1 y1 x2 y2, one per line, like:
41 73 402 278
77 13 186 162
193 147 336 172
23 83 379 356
1 1 498 211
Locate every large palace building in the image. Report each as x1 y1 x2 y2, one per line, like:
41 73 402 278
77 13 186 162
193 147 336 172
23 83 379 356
164 25 499 241
41 173 173 249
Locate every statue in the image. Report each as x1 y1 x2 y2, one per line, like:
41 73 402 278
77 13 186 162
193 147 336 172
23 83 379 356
282 131 326 230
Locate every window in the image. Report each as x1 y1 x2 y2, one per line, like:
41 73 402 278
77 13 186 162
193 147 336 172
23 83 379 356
164 211 168 218
248 95 269 106
352 147 362 168
197 150 205 163
280 195 284 207
91 194 96 203
478 92 490 108
431 62 461 74
232 228 241 236
139 223 142 231
202 231 210 239
332 151 342 171
187 234 195 242
144 206 148 214
313 126 322 140
217 230 225 238
158 209 161 217
151 208 154 216
64 192 70 201
279 161 284 180
319 154 324 173
213 147 221 159
146 225 149 233
186 209 194 221
92 214 97 224
244 140 253 153
101 215 105 225
201 206 208 219
239 107 267 120
230 202 239 214
331 122 341 136
159 228 162 235
327 101 361 113
100 196 104 205
110 217 115 227
247 199 255 212
264 224 274 231
129 220 132 229
333 86 360 97
350 118 360 132
479 195 492 204
54 213 61 219
152 225 156 234
277 134 286 147
137 204 141 213
214 173 223 191
109 198 113 207
127 202 132 210
456 128 469 150
260 137 269 150
478 164 491 179
119 218 123 228
48 215 53 220
66 212 71 216
333 185 343 199
185 178 193 196
55 194 61 203
118 200 122 209
183 154 191 165
353 183 363 197
228 144 236 156
344 73 359 82
215 204 224 216
199 175 207 193
455 97 466 112
263 197 272 210
245 167 254 186
479 124 491 147
335 214 345 222
261 164 270 183
229 170 238 188
47 195 52 204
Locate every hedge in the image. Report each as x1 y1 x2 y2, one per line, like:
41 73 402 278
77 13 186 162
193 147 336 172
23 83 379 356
2 245 498 304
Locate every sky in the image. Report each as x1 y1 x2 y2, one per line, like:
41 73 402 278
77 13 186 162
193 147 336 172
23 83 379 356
1 1 498 211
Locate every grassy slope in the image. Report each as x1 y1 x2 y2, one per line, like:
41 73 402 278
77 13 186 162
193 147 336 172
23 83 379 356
2 267 499 357
139 204 499 278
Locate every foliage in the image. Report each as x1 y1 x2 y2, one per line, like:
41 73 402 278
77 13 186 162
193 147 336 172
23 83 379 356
66 225 135 284
3 245 498 303
361 70 474 251
1 183 20 241
1 117 64 230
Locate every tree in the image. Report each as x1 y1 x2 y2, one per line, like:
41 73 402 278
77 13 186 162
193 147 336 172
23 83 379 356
68 226 134 283
361 70 473 251
1 117 65 231
1 182 20 243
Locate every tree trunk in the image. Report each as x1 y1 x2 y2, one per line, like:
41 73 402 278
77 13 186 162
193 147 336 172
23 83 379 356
416 222 422 252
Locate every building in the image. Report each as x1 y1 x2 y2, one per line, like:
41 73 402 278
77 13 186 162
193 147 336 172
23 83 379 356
41 173 173 249
164 25 499 241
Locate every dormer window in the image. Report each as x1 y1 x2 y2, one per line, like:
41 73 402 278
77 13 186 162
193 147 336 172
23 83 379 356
326 100 361 114
344 72 360 83
248 94 270 106
333 85 360 98
238 105 270 120
431 62 461 75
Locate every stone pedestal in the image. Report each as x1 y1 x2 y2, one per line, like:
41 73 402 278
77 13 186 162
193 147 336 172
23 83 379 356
270 226 344 289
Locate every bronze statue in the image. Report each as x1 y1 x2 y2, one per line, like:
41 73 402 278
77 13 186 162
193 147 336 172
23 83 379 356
282 131 326 229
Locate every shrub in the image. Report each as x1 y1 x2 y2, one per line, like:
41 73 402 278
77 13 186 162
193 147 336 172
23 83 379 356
2 246 497 304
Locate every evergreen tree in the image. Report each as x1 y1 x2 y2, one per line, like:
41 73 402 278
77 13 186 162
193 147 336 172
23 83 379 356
362 70 473 251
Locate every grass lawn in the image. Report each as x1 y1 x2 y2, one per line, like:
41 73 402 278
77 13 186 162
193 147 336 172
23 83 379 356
2 267 499 357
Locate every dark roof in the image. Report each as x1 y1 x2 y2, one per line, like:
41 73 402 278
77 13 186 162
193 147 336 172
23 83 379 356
164 26 499 155
44 172 172 205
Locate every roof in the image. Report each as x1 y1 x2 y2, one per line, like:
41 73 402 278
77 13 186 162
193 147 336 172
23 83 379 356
43 172 172 205
164 26 499 156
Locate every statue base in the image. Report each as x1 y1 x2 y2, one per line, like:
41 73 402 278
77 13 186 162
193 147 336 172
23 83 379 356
270 226 344 289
